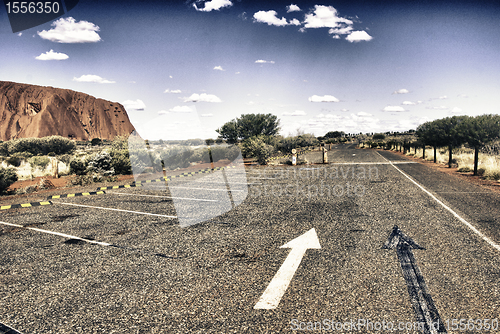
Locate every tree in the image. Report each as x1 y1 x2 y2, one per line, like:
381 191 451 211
460 114 500 176
416 120 443 163
216 113 280 143
324 131 345 139
417 116 468 166
216 119 239 144
433 116 468 167
372 133 386 140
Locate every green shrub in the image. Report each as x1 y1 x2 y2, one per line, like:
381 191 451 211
110 149 132 175
5 136 75 156
6 152 33 167
0 167 18 193
242 136 275 165
477 168 486 176
87 151 115 176
0 141 8 156
457 166 472 173
485 170 500 180
91 138 102 146
30 156 50 169
373 133 386 140
70 159 87 175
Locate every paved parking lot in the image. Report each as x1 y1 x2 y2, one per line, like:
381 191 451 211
1 145 500 333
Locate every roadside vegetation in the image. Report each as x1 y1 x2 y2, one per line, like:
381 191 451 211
359 114 500 181
17 112 496 195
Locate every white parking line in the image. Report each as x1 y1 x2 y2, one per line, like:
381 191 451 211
192 180 260 185
378 151 500 253
53 202 177 218
146 185 245 192
107 191 219 202
0 220 112 246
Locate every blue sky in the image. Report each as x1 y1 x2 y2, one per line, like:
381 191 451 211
1 0 500 140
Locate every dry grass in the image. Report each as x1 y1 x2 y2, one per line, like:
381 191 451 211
407 147 500 180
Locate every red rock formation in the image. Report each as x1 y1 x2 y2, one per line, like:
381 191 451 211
0 81 136 141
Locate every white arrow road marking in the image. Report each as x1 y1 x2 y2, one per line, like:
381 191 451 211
254 228 321 310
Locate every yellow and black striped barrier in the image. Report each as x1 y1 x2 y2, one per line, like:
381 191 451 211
47 191 106 199
97 165 237 191
97 183 144 190
1 201 52 211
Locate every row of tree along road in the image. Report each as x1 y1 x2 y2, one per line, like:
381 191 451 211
416 115 500 176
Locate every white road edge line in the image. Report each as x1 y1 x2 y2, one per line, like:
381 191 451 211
0 221 112 246
107 191 219 202
53 202 178 218
376 152 500 252
146 186 245 192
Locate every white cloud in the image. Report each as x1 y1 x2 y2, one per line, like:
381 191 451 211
439 95 448 99
392 88 409 94
426 106 449 110
213 66 225 71
457 94 469 98
345 30 373 42
193 0 232 12
450 107 463 114
383 106 406 112
357 112 372 117
35 49 69 60
287 4 301 13
402 101 415 105
253 10 289 26
309 95 340 102
201 113 214 117
184 93 222 103
17 32 22 37
164 89 182 94
37 17 101 43
170 106 194 113
123 99 146 110
329 26 353 38
73 75 115 84
340 108 349 112
255 59 275 64
282 110 307 116
158 110 169 115
303 5 352 29
290 18 301 26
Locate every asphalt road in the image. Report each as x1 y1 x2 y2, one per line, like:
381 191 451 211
1 144 499 333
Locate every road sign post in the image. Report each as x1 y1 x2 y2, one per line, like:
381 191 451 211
291 149 297 166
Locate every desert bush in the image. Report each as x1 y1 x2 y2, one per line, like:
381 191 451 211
159 147 194 170
110 149 132 175
57 154 72 165
5 136 75 156
69 159 87 176
6 152 33 167
241 136 275 164
87 151 115 176
457 166 472 173
69 175 94 186
0 167 18 194
30 156 50 169
0 141 8 156
91 138 102 146
484 170 500 180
